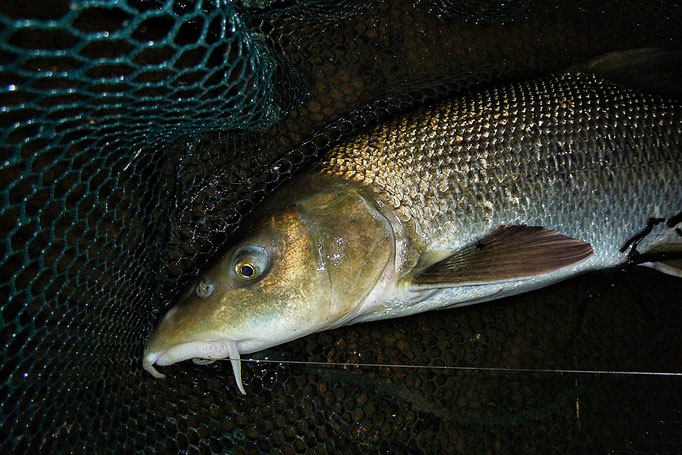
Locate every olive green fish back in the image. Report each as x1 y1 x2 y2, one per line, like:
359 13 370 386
317 73 682 252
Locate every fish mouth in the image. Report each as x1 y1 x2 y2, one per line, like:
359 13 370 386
143 339 246 395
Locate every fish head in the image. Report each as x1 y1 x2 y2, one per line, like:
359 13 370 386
143 180 394 392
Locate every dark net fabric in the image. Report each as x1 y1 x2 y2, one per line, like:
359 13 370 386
1 0 681 453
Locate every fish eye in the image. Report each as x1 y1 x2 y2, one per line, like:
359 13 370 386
195 278 213 298
235 261 256 279
239 264 255 278
233 245 269 281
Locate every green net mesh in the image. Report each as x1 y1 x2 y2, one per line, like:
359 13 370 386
1 0 681 453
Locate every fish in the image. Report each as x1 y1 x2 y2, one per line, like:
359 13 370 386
143 50 682 394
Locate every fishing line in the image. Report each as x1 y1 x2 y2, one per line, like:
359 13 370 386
217 358 682 377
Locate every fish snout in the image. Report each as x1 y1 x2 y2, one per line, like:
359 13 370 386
141 338 247 395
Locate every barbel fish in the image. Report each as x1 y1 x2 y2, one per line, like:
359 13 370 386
143 51 682 394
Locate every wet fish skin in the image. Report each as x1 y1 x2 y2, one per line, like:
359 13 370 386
318 72 680 257
144 72 682 393
314 71 682 318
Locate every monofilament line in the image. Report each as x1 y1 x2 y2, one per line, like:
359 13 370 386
224 358 682 377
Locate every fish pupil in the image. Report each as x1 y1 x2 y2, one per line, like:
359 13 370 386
240 265 254 277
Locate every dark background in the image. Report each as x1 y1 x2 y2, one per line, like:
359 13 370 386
1 0 680 452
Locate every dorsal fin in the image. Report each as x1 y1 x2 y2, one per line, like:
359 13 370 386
568 48 682 98
413 225 593 286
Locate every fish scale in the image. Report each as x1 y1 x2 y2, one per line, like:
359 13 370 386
315 72 682 258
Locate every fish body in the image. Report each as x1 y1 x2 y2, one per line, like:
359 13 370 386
144 71 682 394
315 71 682 319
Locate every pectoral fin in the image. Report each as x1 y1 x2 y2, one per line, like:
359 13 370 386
413 225 593 286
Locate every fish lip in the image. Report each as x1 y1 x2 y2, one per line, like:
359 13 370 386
142 349 165 378
145 338 237 368
143 338 247 395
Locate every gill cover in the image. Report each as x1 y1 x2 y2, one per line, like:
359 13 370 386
143 180 393 394
298 185 394 322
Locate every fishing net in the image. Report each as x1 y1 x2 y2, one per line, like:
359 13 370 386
1 0 681 452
